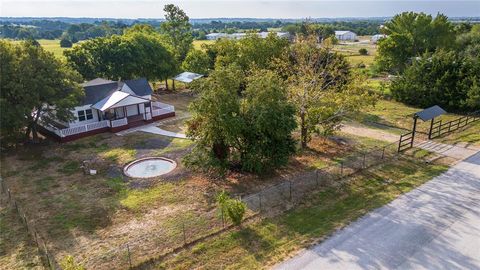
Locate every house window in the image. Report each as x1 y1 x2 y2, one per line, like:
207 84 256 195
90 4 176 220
77 109 94 122
85 109 93 120
77 110 86 121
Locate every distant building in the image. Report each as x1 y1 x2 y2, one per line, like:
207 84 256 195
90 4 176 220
371 34 387 44
335 31 357 41
205 33 228 40
205 32 290 41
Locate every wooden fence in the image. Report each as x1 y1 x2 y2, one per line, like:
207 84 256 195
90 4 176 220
429 111 480 139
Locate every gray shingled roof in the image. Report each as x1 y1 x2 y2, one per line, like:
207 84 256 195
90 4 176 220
82 82 120 105
124 78 153 96
80 78 153 105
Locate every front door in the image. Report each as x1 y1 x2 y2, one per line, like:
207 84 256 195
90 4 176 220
126 105 138 117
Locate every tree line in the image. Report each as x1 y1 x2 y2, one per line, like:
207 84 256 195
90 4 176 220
375 12 480 112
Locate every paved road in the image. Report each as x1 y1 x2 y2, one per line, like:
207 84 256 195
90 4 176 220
274 151 480 270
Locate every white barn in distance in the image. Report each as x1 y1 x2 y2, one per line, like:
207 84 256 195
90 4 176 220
206 32 290 40
335 31 357 41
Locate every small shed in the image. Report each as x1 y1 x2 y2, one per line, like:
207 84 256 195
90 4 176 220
173 72 204 83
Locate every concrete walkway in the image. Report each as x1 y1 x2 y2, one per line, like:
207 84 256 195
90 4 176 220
115 115 189 139
138 125 186 139
415 141 478 160
274 150 480 270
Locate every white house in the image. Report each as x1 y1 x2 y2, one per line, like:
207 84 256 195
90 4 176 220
335 31 357 41
38 78 175 142
371 34 387 44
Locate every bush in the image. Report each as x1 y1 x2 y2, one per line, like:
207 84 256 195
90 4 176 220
60 38 73 48
216 191 246 226
60 255 85 270
391 50 480 112
358 48 368 55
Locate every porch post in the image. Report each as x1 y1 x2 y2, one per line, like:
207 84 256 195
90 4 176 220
411 115 418 148
123 107 127 120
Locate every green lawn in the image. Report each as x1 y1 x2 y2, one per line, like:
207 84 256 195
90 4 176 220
0 205 44 269
152 157 447 269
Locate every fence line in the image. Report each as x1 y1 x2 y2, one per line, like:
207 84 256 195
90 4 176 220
429 110 480 139
0 178 57 269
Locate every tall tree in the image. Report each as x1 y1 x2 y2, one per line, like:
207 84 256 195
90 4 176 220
181 49 212 75
184 66 297 174
278 35 374 148
0 40 83 144
64 28 175 81
377 12 455 72
160 4 194 63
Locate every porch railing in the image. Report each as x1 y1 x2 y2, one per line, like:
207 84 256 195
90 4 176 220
41 120 110 137
151 101 175 118
111 118 128 128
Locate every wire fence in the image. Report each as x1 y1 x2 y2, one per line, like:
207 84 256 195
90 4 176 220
0 178 57 269
1 140 402 270
242 141 400 212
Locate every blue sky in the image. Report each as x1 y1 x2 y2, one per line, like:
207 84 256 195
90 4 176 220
1 0 479 18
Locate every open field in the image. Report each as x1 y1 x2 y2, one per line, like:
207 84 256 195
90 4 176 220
5 39 66 59
333 37 377 67
193 39 215 50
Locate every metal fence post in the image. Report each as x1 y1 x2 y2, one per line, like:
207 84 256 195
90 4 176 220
363 153 366 169
258 193 262 212
289 181 292 201
182 222 187 245
127 244 132 269
24 214 29 232
221 208 225 227
340 162 344 176
382 146 386 160
44 243 51 269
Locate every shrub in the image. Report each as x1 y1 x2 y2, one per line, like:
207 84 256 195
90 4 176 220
216 191 246 226
359 48 368 55
60 255 85 270
60 38 73 48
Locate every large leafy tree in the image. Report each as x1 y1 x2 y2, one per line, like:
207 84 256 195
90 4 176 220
160 4 193 63
64 27 175 81
240 69 297 172
181 49 212 75
184 66 297 174
391 50 480 112
0 40 83 144
377 12 455 72
205 32 290 72
184 65 244 172
277 35 375 148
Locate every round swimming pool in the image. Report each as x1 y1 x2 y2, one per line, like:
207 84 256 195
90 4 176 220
124 157 177 178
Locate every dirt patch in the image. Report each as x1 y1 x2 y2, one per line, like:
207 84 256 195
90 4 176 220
341 123 399 143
